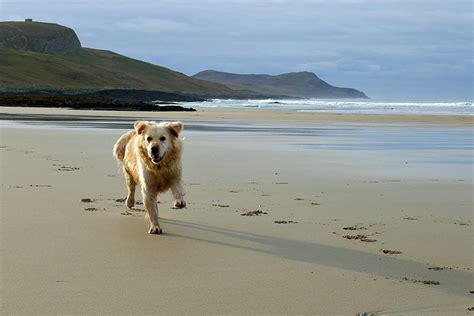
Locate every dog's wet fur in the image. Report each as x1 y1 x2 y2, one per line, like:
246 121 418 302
113 121 186 234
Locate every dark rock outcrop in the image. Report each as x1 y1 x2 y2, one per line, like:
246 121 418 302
0 94 197 111
80 89 205 102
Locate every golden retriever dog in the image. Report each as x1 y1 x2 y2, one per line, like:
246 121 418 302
113 120 186 234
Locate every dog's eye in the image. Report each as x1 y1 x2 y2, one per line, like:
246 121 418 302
146 136 153 142
159 136 166 141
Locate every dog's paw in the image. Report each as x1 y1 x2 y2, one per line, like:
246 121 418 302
173 200 186 209
148 225 163 234
126 197 135 209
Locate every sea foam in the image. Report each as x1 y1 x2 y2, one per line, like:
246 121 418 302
187 99 473 115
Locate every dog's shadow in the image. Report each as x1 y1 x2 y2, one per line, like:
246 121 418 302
161 218 471 297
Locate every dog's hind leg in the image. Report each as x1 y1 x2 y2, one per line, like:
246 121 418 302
124 167 136 209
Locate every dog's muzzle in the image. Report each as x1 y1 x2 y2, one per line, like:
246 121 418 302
151 156 162 164
150 146 163 164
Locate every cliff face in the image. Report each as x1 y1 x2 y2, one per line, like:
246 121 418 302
0 21 81 54
193 70 369 99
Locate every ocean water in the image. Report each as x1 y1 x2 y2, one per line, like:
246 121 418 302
187 99 473 115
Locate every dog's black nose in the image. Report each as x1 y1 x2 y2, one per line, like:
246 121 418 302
151 146 159 154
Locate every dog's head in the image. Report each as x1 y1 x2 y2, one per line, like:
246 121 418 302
134 120 183 165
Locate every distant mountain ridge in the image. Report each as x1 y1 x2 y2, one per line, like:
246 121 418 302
193 70 368 99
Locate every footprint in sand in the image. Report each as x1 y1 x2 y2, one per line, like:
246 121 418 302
454 221 470 226
343 234 377 243
120 208 144 215
274 220 298 224
428 266 452 271
241 210 268 216
57 166 80 172
84 207 100 211
212 203 230 208
343 225 367 231
380 249 402 255
402 277 440 285
357 311 382 316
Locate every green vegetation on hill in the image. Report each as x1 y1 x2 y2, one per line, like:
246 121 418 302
0 21 236 96
0 47 235 95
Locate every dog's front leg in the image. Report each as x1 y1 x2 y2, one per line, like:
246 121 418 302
142 187 162 234
171 181 186 209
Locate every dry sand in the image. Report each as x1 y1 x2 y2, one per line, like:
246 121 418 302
1 107 473 314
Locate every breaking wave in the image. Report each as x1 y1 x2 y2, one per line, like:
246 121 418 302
188 99 473 115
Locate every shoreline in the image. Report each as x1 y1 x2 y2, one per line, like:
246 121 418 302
1 106 473 125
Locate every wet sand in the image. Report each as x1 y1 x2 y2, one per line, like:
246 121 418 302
2 105 474 124
1 107 473 314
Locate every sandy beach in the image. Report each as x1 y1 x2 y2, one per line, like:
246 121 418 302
1 106 473 314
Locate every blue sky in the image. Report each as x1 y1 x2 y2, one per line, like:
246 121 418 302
2 0 473 100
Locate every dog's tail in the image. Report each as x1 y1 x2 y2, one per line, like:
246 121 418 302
113 130 135 162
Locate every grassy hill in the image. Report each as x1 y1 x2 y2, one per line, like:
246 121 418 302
0 47 235 95
0 21 236 96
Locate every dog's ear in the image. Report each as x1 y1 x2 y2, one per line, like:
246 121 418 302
134 121 148 135
167 121 183 138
